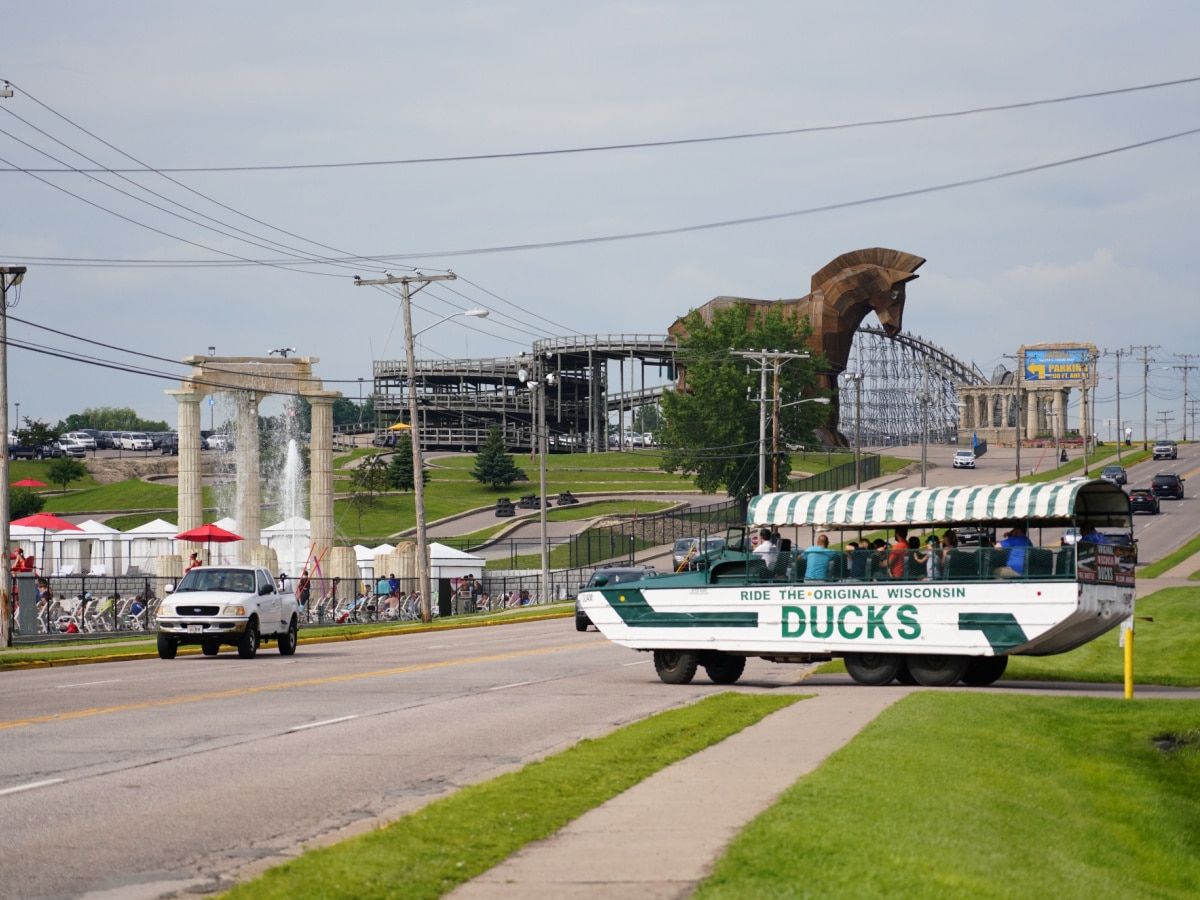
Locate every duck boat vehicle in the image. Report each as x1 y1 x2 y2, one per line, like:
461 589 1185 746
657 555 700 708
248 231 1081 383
578 481 1134 687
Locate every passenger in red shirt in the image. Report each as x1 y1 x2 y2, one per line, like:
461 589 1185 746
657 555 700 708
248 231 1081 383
888 527 909 579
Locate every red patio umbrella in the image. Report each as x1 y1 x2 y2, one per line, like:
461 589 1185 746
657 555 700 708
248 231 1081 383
11 478 47 488
176 522 244 564
11 512 84 574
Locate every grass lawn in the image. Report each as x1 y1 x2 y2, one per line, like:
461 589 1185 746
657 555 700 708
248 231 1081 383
224 692 801 900
696 692 1200 899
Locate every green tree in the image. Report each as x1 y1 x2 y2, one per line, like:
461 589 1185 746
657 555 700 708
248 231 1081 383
46 457 88 494
470 427 527 489
9 487 45 518
347 452 390 529
60 407 167 432
387 434 428 491
659 302 828 499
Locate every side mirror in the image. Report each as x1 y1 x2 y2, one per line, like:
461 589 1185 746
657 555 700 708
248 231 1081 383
259 584 273 596
164 583 175 594
591 573 609 587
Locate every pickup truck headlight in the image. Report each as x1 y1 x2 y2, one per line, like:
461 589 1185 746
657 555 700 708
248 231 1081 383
159 603 174 617
222 605 246 616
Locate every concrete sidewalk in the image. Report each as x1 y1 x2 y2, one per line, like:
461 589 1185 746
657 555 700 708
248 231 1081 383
448 685 910 900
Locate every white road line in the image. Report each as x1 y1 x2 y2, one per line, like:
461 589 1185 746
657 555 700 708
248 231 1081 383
288 715 358 732
57 680 120 689
0 779 64 797
623 659 652 666
489 681 532 691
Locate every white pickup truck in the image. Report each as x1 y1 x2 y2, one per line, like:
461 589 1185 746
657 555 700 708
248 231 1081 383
157 565 299 659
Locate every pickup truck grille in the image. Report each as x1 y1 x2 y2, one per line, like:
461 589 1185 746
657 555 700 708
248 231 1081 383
175 605 221 616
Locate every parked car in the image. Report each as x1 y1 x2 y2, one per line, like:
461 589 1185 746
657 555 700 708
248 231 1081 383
1100 465 1127 486
36 441 64 459
159 432 179 455
206 433 234 452
95 431 118 449
8 441 36 460
1151 472 1185 499
952 449 976 469
62 431 96 450
57 437 88 458
119 431 154 451
1153 440 1178 460
1127 487 1160 515
576 566 657 632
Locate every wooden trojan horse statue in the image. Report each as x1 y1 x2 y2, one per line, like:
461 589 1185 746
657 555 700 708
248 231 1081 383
669 247 925 445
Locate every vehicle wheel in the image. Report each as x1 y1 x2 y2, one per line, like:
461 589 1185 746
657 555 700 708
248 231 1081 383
894 661 918 685
905 654 968 687
702 652 746 685
844 652 902 686
277 617 298 656
575 615 589 632
201 639 220 657
237 620 260 659
653 649 699 685
960 656 1008 686
156 633 178 660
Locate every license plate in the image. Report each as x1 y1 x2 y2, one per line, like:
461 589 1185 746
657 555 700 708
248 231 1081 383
187 624 203 634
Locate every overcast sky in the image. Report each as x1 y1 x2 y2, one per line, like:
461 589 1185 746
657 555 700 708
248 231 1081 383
3 2 1198 440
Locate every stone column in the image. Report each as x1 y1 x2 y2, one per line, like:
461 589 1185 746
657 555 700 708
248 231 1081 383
1026 387 1039 438
308 393 337 592
235 392 262 564
169 390 205 535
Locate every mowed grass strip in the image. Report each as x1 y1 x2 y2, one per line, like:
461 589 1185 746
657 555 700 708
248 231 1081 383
696 693 1200 899
224 692 803 900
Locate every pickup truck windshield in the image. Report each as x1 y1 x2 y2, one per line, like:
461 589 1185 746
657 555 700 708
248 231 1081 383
176 569 256 593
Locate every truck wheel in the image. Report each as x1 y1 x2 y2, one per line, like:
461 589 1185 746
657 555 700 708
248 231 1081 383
237 620 259 659
960 656 1008 686
653 649 699 685
277 617 298 656
575 615 589 632
156 633 178 660
844 652 902 686
201 639 220 657
905 654 967 687
702 653 746 685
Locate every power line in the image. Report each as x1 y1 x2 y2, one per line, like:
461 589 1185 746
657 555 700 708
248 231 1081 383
5 75 1197 174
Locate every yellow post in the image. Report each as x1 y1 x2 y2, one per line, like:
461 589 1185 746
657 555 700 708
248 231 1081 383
1123 623 1134 699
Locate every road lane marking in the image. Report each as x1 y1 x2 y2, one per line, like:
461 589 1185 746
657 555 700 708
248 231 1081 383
488 681 532 691
0 641 598 732
288 715 358 732
56 680 121 688
0 779 64 796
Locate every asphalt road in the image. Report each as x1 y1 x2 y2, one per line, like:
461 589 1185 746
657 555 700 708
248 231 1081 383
0 621 804 899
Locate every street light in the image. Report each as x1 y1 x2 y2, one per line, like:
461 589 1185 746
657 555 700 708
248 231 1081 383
354 273 484 622
842 373 864 488
767 396 831 492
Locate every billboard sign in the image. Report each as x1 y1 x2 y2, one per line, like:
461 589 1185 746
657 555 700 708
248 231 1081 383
1024 348 1091 382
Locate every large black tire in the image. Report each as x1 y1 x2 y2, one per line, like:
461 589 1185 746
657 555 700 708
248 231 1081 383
237 620 260 659
277 617 298 656
905 654 968 687
844 652 902 686
702 653 747 685
575 615 590 632
960 655 1008 686
653 649 699 685
156 633 178 660
201 639 220 657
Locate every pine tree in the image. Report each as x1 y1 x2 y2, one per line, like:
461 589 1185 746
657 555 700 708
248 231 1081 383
387 434 428 491
470 427 526 488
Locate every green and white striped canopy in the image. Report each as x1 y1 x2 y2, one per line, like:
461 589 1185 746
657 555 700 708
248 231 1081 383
747 480 1130 529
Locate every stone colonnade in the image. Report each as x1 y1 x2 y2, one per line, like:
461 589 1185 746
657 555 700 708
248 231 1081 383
167 356 340 575
955 383 1082 445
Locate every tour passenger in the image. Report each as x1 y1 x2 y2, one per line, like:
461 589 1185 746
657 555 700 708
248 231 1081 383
995 525 1033 577
888 527 909 579
802 534 839 581
752 528 777 569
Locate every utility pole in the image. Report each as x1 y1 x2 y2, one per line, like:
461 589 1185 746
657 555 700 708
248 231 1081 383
1157 410 1175 442
1169 354 1198 441
0 265 27 647
1113 348 1122 463
354 272 457 623
734 349 809 495
1130 345 1159 450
